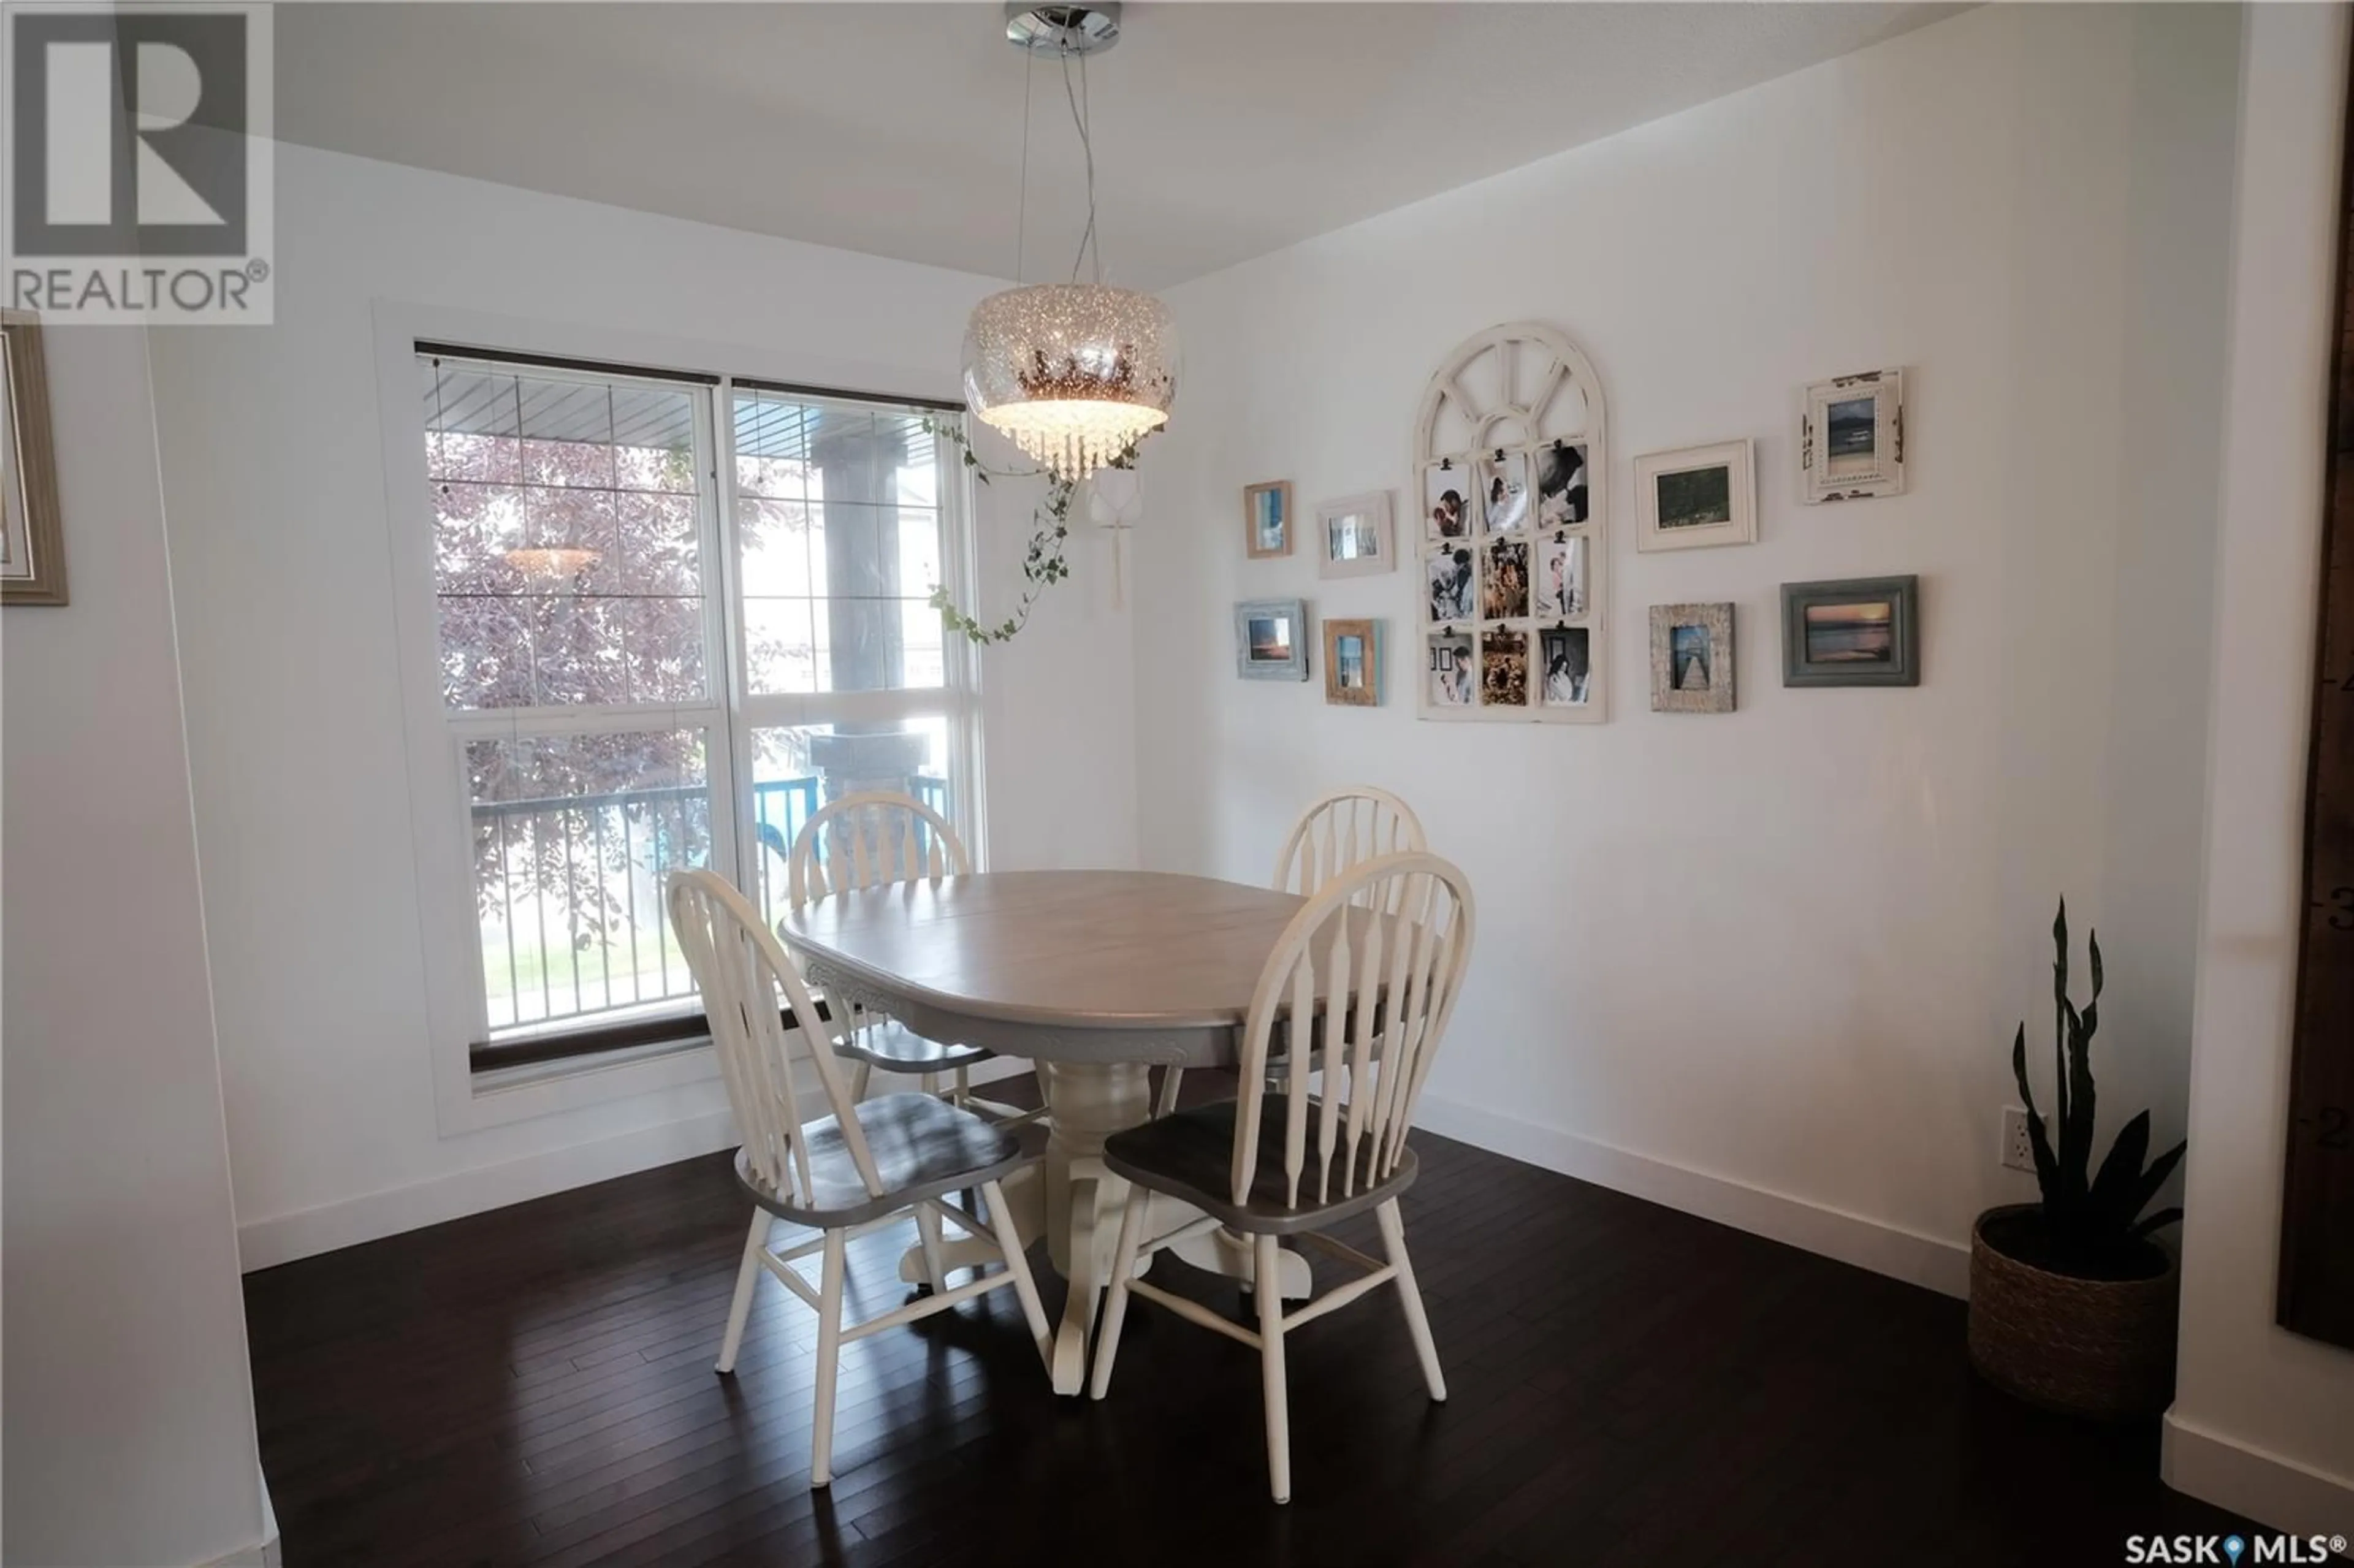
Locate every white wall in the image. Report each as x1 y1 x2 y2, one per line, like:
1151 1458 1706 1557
146 143 1134 1266
2166 0 2354 1534
1132 3 2241 1295
2 328 267 1563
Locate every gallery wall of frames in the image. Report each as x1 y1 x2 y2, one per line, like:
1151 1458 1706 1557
1230 319 1920 721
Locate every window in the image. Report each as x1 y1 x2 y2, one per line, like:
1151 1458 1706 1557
419 349 976 1068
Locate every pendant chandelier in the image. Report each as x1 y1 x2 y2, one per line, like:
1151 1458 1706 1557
962 3 1178 481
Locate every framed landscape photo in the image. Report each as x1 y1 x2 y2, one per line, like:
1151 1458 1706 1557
1800 368 1905 503
1 310 66 606
1317 491 1395 579
1323 617 1382 706
1235 598 1310 681
1781 575 1920 687
1650 602 1735 714
1636 439 1755 552
1244 480 1293 559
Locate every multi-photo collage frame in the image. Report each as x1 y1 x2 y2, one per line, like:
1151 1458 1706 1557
1414 322 1609 723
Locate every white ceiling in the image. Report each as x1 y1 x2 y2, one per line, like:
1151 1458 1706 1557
276 2 1968 291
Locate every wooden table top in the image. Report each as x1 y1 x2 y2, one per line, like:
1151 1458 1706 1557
775 869 1309 1037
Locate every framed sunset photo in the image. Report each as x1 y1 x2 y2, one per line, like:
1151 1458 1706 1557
1780 575 1920 687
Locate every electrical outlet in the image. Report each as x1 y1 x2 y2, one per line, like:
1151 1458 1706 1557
2002 1106 2035 1173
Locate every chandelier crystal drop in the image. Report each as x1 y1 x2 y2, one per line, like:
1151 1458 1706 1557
962 282 1177 480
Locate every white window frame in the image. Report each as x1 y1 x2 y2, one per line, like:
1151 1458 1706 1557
715 381 987 911
373 303 984 1136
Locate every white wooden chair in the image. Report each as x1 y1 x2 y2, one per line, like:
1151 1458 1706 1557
789 791 1032 1123
1088 851 1475 1504
665 868 1052 1488
1157 786 1429 1117
1269 785 1429 900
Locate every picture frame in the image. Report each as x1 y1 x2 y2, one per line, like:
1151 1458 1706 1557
1322 617 1382 706
1800 368 1905 503
1235 598 1310 681
1781 575 1921 687
1317 491 1395 579
1 310 67 606
1650 602 1735 714
1243 480 1293 559
1412 321 1610 725
1635 438 1756 552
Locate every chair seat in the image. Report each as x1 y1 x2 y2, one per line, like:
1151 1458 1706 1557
1102 1095 1419 1236
736 1092 1041 1229
835 1018 994 1074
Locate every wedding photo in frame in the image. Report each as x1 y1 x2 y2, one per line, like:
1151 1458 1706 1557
1538 625 1593 708
1422 460 1472 541
1800 368 1905 503
1535 533 1588 620
1412 321 1609 725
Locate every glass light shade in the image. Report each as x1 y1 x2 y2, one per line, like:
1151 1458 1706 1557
962 283 1178 480
503 546 603 584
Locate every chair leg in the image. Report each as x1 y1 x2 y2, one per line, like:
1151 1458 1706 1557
1155 1067 1184 1119
980 1178 1054 1373
715 1208 767 1375
851 1060 873 1104
810 1228 847 1488
913 1200 948 1295
1255 1232 1292 1505
1087 1187 1151 1400
1376 1198 1446 1402
952 1064 971 1106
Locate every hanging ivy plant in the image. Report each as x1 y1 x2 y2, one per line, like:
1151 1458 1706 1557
926 420 1143 645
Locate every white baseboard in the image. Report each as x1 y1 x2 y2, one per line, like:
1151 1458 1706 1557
196 1475 278 1568
236 1056 1043 1271
2164 1413 2354 1545
1412 1092 1972 1298
238 1108 741 1271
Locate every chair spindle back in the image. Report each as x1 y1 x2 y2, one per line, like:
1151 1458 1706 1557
1270 786 1428 903
1232 851 1476 1212
789 790 970 910
666 868 878 1209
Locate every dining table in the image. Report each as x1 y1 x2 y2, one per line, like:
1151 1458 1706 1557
776 867 1318 1395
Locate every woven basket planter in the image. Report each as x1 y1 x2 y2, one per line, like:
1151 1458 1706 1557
1967 1204 2179 1419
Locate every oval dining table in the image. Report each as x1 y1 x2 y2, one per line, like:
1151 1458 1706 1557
776 868 1317 1395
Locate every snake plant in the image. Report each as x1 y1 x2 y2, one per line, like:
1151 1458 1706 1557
2007 899 2186 1274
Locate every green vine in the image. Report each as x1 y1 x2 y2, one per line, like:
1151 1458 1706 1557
926 421 1142 645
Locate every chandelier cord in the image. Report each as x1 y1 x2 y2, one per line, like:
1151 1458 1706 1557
1062 45 1101 285
1015 46 1034 283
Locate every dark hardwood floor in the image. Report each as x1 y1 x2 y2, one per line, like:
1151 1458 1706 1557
245 1084 2249 1567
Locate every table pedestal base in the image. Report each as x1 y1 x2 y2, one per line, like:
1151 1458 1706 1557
896 1060 1309 1394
